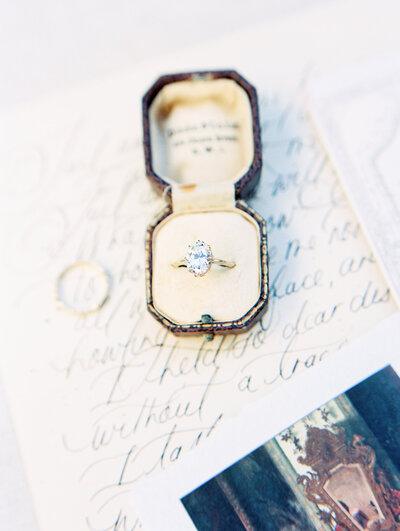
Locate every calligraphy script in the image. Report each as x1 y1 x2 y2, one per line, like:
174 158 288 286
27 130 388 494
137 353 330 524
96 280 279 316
0 85 395 531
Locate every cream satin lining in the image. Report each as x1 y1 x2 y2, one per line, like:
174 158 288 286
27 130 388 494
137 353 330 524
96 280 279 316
152 210 260 325
149 78 254 186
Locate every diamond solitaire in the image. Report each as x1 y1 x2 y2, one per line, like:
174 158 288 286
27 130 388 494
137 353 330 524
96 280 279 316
172 240 236 277
186 240 213 277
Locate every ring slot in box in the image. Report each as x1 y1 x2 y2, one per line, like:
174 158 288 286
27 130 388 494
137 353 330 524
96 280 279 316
143 71 268 335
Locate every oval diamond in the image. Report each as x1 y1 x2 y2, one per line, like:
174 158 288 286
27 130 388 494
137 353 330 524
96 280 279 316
185 240 212 277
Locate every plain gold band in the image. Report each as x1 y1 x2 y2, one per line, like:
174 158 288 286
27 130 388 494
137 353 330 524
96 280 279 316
55 260 110 317
172 258 236 269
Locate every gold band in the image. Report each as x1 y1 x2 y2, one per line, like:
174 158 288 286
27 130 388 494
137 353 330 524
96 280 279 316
172 258 236 269
55 260 110 317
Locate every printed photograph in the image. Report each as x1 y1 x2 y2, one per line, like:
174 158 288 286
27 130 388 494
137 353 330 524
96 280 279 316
181 366 400 530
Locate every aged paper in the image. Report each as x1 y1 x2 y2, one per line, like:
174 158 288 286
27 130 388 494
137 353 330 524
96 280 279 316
0 2 399 530
308 53 400 306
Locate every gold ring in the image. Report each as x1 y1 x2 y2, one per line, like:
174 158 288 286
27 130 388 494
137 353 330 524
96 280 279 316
55 260 110 316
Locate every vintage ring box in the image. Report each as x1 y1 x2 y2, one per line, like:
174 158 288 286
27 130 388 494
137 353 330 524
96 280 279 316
142 70 269 336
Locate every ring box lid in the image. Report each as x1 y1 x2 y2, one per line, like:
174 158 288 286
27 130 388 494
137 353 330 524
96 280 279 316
142 70 263 205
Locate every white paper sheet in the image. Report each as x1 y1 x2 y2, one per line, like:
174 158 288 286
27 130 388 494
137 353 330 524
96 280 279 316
1 1 399 529
308 52 400 306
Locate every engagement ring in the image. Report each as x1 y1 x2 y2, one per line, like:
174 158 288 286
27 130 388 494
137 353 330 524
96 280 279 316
172 240 236 277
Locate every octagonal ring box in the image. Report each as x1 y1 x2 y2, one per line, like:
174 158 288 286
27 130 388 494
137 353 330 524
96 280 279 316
142 70 269 336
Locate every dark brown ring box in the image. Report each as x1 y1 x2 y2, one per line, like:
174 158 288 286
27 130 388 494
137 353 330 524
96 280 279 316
142 70 268 336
